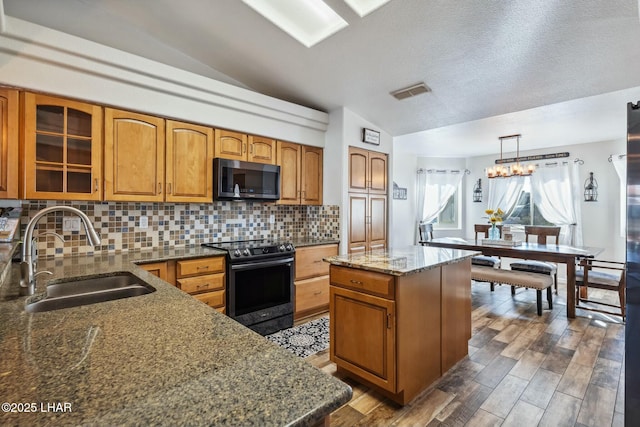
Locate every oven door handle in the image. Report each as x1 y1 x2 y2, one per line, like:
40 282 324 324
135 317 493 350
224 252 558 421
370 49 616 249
230 257 295 270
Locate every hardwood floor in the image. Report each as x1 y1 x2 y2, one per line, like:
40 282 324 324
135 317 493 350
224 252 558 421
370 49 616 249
304 281 625 426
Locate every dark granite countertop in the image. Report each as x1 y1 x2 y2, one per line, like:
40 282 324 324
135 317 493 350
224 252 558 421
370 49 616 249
324 245 479 276
0 246 351 426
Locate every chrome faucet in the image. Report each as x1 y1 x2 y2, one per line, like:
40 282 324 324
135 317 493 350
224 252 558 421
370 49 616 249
20 206 101 296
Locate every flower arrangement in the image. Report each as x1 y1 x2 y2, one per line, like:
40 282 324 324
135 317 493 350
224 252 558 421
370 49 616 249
485 208 504 224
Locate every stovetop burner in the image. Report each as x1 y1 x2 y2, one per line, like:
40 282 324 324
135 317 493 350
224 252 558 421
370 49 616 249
201 239 295 261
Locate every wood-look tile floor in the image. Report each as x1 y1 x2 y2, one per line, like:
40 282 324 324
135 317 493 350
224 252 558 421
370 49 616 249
303 281 625 427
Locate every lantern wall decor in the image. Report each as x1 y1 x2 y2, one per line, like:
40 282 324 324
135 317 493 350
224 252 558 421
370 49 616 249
473 179 482 202
584 171 598 202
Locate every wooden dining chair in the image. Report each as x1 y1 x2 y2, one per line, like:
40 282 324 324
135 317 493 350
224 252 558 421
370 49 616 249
510 225 561 293
575 259 626 321
472 224 502 290
418 223 434 242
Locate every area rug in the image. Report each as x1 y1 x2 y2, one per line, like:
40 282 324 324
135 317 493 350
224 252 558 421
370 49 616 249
266 316 329 358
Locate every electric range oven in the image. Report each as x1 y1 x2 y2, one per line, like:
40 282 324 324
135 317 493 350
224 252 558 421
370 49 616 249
202 239 295 335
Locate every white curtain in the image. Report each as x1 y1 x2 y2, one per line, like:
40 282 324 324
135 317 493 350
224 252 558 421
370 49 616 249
487 176 525 213
530 162 583 246
415 169 464 243
611 154 627 237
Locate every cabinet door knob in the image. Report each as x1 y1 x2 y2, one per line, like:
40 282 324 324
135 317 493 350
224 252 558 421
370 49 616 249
94 179 99 192
158 183 162 193
168 183 172 194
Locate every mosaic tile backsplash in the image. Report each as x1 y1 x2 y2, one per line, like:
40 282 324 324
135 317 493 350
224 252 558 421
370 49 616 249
18 201 340 258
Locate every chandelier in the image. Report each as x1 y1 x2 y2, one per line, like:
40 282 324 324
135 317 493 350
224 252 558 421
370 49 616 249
485 134 535 179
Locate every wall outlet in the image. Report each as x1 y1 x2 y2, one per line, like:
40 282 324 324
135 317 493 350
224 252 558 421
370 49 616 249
139 216 148 229
63 217 81 232
269 214 275 224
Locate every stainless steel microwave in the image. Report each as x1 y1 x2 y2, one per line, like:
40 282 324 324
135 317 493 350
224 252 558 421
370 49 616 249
213 158 281 201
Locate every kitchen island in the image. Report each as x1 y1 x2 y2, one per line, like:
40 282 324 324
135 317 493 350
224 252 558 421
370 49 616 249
0 245 351 426
324 245 478 405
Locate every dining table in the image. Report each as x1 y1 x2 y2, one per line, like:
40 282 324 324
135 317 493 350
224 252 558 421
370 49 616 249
422 237 604 318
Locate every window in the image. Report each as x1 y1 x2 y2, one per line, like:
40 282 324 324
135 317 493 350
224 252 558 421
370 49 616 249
433 184 460 229
504 179 554 226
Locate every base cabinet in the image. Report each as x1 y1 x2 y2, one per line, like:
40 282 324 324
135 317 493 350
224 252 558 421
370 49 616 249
294 244 338 319
331 285 396 392
176 257 226 313
329 259 470 405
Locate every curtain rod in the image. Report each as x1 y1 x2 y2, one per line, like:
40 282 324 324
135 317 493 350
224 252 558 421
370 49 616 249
608 154 626 162
417 168 470 175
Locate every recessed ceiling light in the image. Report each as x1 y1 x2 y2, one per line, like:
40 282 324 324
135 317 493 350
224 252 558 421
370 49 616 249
343 0 392 17
243 0 348 48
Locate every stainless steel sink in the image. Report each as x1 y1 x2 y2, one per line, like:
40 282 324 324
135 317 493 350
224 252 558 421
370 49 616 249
25 272 156 313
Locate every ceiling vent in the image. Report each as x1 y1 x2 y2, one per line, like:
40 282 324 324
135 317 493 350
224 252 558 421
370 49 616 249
390 83 431 100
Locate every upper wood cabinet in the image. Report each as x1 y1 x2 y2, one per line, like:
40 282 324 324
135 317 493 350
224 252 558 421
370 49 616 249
248 135 276 164
21 92 103 200
104 108 165 202
277 141 323 205
349 146 387 194
166 120 214 203
215 129 276 164
0 88 18 199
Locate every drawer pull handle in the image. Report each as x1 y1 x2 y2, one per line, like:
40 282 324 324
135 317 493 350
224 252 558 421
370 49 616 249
197 266 210 270
350 280 364 285
313 260 322 263
197 284 211 289
313 291 322 296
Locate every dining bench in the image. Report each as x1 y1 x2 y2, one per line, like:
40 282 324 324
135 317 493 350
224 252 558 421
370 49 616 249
471 265 553 315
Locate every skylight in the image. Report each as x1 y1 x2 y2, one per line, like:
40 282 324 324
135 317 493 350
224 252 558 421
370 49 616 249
343 0 391 17
242 0 348 48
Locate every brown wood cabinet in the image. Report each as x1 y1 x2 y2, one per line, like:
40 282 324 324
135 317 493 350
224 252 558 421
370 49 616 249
176 257 226 313
215 129 276 164
139 261 169 281
294 244 338 319
348 146 387 194
0 88 18 199
166 120 214 203
104 108 165 201
277 141 323 205
348 194 387 253
22 92 103 200
329 258 471 405
348 147 387 253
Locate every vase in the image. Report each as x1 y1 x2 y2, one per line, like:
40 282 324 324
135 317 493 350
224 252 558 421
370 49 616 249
489 223 500 240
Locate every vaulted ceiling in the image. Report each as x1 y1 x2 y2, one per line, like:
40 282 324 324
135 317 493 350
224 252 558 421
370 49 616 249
5 0 640 156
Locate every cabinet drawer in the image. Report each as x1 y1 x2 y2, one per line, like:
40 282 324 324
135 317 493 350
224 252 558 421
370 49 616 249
295 276 330 314
295 244 338 280
330 265 395 299
194 290 225 308
177 273 225 294
177 257 225 278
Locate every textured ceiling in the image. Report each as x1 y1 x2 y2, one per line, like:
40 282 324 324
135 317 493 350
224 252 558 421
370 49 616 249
5 0 640 156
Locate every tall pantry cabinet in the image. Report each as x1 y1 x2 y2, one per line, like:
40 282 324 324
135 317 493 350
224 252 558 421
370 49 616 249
348 147 388 253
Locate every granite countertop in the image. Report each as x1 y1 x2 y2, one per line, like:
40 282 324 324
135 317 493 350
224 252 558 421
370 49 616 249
324 245 479 276
0 245 351 426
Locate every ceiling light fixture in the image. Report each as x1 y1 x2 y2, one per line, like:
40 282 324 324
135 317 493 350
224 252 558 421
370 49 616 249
390 82 431 100
242 0 348 48
343 0 392 17
485 134 535 179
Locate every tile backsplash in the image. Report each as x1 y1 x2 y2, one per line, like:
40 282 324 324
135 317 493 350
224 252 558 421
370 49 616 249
18 201 340 258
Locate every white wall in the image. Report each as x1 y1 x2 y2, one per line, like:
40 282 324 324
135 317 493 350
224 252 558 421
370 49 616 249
392 138 626 261
325 107 393 254
0 17 328 146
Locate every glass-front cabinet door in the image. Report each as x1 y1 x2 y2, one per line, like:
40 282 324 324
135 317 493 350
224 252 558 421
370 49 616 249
22 93 102 200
